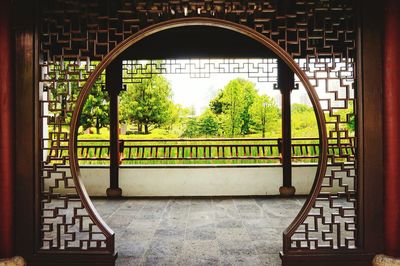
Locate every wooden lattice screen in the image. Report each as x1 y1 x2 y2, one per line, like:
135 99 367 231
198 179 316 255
37 0 358 263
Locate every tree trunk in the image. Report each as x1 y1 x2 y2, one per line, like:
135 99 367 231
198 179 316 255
138 123 142 133
96 117 100 134
144 124 149 134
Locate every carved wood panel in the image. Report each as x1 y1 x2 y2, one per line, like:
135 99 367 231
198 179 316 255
38 0 356 255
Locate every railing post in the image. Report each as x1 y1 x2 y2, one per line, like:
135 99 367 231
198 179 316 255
278 59 296 197
105 58 123 197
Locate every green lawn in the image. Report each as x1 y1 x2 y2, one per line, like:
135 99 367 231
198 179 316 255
75 128 322 165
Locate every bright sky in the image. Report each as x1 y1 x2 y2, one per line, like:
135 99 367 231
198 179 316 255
164 73 311 115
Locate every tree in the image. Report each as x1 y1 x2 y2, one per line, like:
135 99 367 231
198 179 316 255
120 72 173 134
249 94 280 138
80 84 110 134
181 118 199 138
46 63 110 135
215 78 257 137
291 103 318 137
240 82 258 135
197 109 220 137
334 101 355 134
163 102 180 131
209 92 224 115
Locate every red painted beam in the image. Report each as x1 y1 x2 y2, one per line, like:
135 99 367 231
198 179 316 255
0 0 14 258
384 0 400 257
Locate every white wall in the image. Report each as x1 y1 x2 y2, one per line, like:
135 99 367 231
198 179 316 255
47 165 332 197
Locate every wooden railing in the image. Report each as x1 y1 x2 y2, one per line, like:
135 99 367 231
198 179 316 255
74 137 355 165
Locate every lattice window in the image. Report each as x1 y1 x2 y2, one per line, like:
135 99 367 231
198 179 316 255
38 0 357 254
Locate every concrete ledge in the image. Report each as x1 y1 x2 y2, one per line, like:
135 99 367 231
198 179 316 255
45 165 353 197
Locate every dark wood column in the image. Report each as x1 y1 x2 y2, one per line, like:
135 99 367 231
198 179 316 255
384 0 400 257
0 0 14 257
105 59 123 197
278 59 296 196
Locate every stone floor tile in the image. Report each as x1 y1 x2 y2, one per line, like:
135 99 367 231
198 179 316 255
246 227 282 241
188 211 214 220
134 212 164 220
214 208 241 219
258 253 282 266
242 218 270 230
238 211 266 219
232 198 257 204
115 256 143 266
153 228 185 240
216 228 251 240
128 219 161 230
218 240 258 257
91 197 303 266
158 218 187 229
121 227 156 241
215 218 243 229
182 240 219 257
252 240 282 254
162 210 189 220
116 240 149 258
185 227 216 240
176 255 220 266
141 206 167 212
106 214 135 227
235 204 262 212
186 218 215 228
145 239 184 257
220 254 262 266
141 255 177 266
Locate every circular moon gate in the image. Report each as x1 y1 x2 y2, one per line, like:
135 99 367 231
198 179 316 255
68 17 328 252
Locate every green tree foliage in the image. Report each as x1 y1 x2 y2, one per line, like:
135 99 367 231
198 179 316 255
163 103 181 131
80 84 110 134
211 78 257 137
209 92 224 115
333 101 355 134
181 118 199 138
120 73 173 134
181 109 220 138
291 103 318 137
197 109 220 137
249 94 280 138
348 115 355 132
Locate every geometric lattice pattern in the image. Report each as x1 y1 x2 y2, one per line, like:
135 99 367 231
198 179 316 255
38 0 357 253
122 58 278 83
291 57 357 250
40 60 110 251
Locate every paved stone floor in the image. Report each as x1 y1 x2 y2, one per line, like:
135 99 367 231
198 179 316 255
92 197 305 266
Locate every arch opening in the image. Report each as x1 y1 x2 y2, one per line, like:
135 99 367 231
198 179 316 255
68 18 328 261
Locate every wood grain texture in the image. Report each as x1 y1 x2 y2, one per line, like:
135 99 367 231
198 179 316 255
0 0 14 258
384 0 400 257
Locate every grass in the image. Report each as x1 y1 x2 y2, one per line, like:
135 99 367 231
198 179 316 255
75 128 322 166
45 127 350 166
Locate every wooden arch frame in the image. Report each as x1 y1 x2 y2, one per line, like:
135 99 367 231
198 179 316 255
13 1 385 265
68 16 328 259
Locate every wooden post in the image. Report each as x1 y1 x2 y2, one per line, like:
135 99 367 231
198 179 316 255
278 59 296 196
384 0 400 257
106 59 123 197
0 0 14 256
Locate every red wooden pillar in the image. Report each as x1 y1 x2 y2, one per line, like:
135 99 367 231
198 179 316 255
384 0 400 257
0 0 14 258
